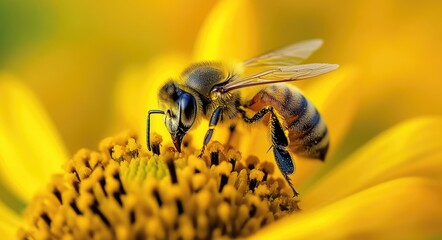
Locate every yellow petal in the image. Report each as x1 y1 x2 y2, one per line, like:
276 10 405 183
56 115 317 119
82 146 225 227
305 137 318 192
193 0 258 61
302 117 442 209
0 201 21 239
0 74 68 202
253 177 442 240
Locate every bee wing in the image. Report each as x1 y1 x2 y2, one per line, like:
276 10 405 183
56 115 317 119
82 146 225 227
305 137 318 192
219 63 339 92
243 39 324 67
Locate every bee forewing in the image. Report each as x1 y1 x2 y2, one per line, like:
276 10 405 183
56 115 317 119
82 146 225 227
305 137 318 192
278 63 340 79
222 63 339 92
243 39 323 67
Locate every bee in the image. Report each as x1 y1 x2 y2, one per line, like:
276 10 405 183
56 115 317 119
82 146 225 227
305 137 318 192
147 39 338 196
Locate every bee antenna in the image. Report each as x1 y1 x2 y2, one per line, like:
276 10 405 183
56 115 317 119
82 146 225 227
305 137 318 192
147 110 165 152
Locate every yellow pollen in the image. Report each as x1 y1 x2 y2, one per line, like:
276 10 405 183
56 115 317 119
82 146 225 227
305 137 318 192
19 131 299 239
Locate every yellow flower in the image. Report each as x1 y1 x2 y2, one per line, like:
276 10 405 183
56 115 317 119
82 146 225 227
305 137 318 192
2 75 442 239
2 0 442 239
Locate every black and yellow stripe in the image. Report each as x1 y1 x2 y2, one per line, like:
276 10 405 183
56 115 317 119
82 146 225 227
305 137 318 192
246 83 329 161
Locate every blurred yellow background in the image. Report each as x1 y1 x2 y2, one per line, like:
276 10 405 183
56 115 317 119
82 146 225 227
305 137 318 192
1 0 442 160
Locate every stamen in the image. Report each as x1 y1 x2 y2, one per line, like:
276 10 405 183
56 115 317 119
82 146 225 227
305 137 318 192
150 133 162 155
227 149 241 171
259 162 275 182
52 188 62 204
217 161 232 193
246 155 260 170
70 200 82 215
90 199 111 227
249 169 265 191
207 141 224 166
176 200 184 215
153 189 163 206
98 177 107 197
19 131 299 239
219 174 228 192
40 213 51 226
165 153 178 184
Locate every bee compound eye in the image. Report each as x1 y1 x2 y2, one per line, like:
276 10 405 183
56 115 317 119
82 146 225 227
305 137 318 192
178 93 197 127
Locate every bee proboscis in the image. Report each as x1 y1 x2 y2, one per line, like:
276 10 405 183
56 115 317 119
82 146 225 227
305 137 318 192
147 39 338 196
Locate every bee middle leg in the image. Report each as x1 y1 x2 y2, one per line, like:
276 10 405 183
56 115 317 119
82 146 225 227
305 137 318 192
239 106 299 196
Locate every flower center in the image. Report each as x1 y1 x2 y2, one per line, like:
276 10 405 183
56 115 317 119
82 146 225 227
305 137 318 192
19 132 299 239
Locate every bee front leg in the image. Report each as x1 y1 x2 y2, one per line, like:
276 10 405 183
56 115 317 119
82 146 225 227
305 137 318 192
199 106 223 158
239 106 299 196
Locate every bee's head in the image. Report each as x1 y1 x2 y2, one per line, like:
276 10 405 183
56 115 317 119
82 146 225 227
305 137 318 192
158 81 197 152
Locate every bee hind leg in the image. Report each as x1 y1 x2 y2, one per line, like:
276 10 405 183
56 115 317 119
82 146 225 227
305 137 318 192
283 172 299 197
273 146 299 196
239 106 299 197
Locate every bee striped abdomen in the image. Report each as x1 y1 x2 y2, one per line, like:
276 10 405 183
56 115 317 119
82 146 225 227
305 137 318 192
247 83 329 161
